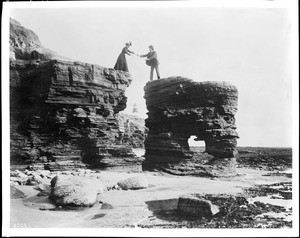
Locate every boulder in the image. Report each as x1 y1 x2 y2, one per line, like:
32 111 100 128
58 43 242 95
49 175 106 207
177 194 220 217
10 177 27 185
37 170 51 178
177 193 249 218
10 185 26 199
26 174 49 186
117 176 148 190
10 170 28 185
14 170 28 178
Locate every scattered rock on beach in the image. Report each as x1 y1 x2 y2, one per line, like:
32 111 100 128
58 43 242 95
10 170 29 185
10 169 54 185
178 193 252 219
178 194 220 217
49 175 106 207
117 176 148 190
10 176 28 185
10 185 26 199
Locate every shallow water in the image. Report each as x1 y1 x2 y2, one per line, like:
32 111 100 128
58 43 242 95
256 211 292 222
248 196 292 209
10 168 293 228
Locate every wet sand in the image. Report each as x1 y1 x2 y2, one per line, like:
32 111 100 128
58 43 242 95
10 168 292 228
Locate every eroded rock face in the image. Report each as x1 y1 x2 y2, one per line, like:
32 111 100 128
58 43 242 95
143 77 239 176
10 18 69 61
10 19 142 169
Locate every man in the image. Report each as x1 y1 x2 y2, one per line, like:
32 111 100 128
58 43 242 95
140 45 160 81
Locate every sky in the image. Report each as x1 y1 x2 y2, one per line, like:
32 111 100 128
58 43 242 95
7 2 296 147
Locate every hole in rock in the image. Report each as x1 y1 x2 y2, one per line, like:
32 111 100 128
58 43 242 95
188 136 205 153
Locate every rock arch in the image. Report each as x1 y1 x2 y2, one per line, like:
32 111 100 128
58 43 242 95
143 77 239 177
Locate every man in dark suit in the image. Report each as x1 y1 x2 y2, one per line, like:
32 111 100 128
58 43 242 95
140 45 160 81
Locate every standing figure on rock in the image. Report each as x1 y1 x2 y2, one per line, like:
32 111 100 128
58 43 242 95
114 42 135 72
140 45 160 81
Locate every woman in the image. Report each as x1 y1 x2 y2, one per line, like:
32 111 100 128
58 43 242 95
114 42 134 72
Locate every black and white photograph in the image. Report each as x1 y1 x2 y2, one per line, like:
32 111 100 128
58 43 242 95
2 0 299 237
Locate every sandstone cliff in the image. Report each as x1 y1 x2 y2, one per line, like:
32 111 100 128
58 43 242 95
10 19 143 170
10 19 70 61
143 77 239 176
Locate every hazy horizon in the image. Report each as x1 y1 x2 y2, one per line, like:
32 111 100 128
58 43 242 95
8 4 295 147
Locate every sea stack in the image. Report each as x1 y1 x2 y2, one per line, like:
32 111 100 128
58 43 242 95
143 77 239 177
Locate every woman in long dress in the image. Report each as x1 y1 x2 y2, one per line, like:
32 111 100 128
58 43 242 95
114 42 134 72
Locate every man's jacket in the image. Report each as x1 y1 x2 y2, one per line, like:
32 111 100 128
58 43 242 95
141 51 159 66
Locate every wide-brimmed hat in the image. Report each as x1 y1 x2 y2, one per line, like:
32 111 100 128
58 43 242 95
126 42 132 46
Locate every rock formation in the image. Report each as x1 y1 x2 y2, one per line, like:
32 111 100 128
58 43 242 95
117 112 147 148
143 77 239 176
10 19 143 170
117 176 148 190
49 175 105 207
10 18 70 61
178 194 220 217
177 193 248 218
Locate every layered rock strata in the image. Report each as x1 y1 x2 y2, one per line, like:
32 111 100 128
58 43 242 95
10 19 142 169
143 77 239 176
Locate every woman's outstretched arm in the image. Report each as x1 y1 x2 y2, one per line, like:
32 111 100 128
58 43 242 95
125 48 134 55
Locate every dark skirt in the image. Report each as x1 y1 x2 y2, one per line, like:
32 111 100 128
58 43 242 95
114 53 128 72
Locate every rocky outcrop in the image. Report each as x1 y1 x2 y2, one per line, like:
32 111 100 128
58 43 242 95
117 112 147 148
143 77 239 176
10 18 142 170
10 18 70 61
